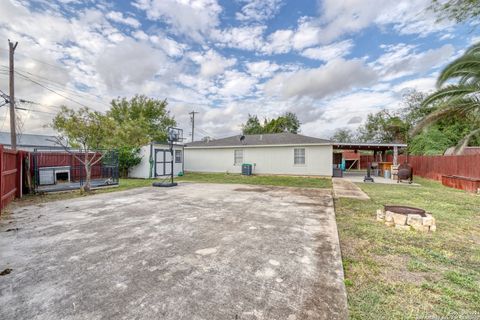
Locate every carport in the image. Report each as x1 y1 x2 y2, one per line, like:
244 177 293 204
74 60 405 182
332 142 407 179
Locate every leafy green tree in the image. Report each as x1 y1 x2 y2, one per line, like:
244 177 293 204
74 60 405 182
357 110 409 143
412 42 480 154
52 107 116 191
108 95 176 176
330 128 355 142
242 112 301 134
409 127 454 155
280 112 301 134
430 0 480 24
242 114 264 134
109 95 176 142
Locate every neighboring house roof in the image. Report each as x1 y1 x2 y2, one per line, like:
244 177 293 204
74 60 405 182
0 132 60 148
185 132 331 148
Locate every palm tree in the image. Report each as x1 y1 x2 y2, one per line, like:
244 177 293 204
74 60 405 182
412 42 480 154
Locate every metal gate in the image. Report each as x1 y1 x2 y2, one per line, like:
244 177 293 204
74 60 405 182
32 148 119 192
154 149 172 177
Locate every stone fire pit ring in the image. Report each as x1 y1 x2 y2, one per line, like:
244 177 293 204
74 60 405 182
377 205 436 232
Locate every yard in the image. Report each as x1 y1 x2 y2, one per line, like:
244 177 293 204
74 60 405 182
335 177 480 319
2 172 479 319
6 172 331 209
0 182 347 319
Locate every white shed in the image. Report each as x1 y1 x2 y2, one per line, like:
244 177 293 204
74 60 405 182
184 133 333 176
129 143 184 179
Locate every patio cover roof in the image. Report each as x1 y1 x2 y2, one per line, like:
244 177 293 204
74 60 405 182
332 142 407 151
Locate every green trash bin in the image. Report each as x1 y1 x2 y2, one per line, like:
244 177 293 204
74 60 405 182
241 163 253 175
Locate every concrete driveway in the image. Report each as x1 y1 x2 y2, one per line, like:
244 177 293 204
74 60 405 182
0 183 347 320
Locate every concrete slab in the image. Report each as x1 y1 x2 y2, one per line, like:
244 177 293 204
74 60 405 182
342 171 420 186
332 178 370 200
0 183 347 320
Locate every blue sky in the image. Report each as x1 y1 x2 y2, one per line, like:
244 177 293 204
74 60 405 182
0 0 477 140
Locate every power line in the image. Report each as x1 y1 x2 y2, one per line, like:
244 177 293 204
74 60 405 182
13 72 93 109
1 66 108 111
17 98 63 111
1 88 60 114
0 48 71 72
196 127 216 139
5 67 105 104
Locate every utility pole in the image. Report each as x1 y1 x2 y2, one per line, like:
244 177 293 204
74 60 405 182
189 110 199 142
8 40 18 150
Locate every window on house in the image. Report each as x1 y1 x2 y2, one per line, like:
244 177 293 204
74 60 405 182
175 150 182 163
294 148 305 165
234 149 243 165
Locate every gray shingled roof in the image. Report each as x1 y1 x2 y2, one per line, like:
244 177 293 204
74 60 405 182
186 132 331 147
0 132 59 148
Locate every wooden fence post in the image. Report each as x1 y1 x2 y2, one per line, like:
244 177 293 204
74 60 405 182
16 151 23 198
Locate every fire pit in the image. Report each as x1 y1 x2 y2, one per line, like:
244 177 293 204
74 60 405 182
384 205 426 217
377 205 436 232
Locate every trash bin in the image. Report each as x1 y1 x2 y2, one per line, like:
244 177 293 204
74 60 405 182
242 163 253 176
384 170 391 179
333 168 343 177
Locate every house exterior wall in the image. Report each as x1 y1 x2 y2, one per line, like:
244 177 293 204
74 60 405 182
129 144 184 179
184 145 333 176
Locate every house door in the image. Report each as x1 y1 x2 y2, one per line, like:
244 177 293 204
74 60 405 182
154 149 172 177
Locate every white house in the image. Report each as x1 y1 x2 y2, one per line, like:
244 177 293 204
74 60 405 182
129 143 184 179
184 133 333 176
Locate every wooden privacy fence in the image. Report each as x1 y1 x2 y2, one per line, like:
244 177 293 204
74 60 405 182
397 154 480 181
0 145 25 213
359 154 480 180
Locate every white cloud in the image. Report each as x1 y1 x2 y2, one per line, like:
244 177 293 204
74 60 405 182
373 43 455 81
301 39 354 61
133 0 222 42
292 17 322 50
106 11 141 28
245 60 279 78
392 77 437 93
236 0 283 22
218 70 258 98
263 29 294 54
264 58 377 99
96 38 168 92
301 91 397 138
213 25 266 51
189 49 236 78
149 34 187 57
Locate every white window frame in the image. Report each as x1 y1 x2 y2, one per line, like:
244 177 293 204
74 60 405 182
234 149 244 166
294 148 305 165
175 150 182 163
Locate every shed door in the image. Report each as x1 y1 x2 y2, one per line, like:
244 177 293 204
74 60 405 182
154 149 172 176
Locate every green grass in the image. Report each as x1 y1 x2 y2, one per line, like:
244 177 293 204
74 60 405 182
7 173 330 210
335 177 480 319
176 171 332 188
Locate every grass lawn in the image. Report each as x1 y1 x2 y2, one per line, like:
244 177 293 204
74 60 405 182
6 172 330 210
335 177 480 319
177 172 332 188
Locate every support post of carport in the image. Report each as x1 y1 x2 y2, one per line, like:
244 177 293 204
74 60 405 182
393 145 398 165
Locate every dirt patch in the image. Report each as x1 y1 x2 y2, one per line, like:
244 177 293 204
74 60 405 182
377 254 434 284
0 268 12 276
